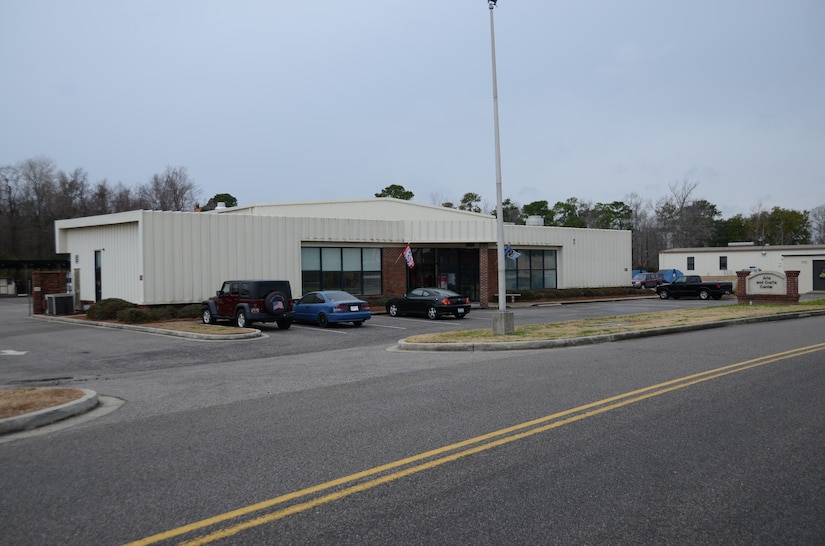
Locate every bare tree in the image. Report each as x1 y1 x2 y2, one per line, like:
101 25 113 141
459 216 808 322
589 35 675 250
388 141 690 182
54 167 90 219
112 181 144 212
138 166 200 211
0 165 23 257
19 157 58 257
809 205 825 244
654 180 719 248
626 192 663 271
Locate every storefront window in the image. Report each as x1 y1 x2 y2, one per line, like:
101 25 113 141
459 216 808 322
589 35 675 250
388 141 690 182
302 247 382 295
505 249 558 291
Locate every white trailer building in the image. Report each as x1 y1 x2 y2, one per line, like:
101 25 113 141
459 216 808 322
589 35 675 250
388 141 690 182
659 243 825 294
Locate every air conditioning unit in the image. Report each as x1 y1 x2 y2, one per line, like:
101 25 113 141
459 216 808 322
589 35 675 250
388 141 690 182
45 293 75 315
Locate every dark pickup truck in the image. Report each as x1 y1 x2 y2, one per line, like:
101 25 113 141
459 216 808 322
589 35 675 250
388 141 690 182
655 275 733 300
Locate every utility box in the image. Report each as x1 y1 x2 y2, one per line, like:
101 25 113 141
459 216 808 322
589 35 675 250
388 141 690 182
45 293 75 315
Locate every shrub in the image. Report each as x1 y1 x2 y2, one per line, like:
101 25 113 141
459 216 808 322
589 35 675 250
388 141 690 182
87 298 134 320
116 308 153 324
150 306 176 321
178 304 202 318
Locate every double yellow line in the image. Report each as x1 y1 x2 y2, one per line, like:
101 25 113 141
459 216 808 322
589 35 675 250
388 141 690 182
128 343 825 545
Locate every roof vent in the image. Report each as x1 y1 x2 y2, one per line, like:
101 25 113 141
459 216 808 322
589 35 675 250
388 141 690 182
526 215 544 226
215 202 226 209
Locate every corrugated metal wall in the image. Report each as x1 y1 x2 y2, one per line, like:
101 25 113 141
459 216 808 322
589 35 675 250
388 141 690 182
505 224 632 288
141 212 304 305
57 207 633 304
64 221 142 303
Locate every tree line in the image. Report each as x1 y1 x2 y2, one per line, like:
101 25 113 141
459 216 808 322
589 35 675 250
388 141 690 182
0 156 238 261
1 157 822 271
378 182 825 271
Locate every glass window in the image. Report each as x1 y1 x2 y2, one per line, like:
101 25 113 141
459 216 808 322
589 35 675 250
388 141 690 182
687 257 695 270
302 271 321 292
363 272 381 295
505 249 557 291
302 246 382 295
719 256 727 270
322 248 342 271
363 248 381 270
342 248 361 271
302 248 320 270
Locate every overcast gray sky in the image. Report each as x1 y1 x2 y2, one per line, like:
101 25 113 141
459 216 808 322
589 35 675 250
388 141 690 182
2 0 823 218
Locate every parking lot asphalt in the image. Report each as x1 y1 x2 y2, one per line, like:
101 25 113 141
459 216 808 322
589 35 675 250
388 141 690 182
4 293 823 434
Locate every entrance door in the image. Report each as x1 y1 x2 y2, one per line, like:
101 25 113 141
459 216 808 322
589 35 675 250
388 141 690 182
94 250 102 302
814 260 825 291
73 269 80 311
406 248 479 301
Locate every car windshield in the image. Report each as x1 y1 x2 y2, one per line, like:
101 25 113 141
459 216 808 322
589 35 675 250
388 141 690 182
632 274 645 280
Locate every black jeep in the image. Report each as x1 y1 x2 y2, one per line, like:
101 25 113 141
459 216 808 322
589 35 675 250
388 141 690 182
202 280 294 329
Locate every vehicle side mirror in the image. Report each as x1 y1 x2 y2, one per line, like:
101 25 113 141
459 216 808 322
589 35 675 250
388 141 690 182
216 290 222 296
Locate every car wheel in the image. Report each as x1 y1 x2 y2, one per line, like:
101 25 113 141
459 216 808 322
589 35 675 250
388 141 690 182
202 307 215 325
265 291 287 314
427 306 438 320
235 309 248 328
353 321 364 327
276 319 292 330
318 313 329 328
698 289 710 300
455 312 465 319
388 303 399 317
658 290 669 300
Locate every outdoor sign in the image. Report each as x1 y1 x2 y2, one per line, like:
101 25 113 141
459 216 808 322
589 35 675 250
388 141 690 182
746 271 787 295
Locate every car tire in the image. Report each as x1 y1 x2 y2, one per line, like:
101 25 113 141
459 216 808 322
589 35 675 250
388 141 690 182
318 313 329 328
235 309 249 328
698 289 710 300
455 312 465 319
265 291 287 315
202 307 215 325
427 306 438 320
276 319 292 330
388 303 399 317
353 321 364 327
658 290 669 300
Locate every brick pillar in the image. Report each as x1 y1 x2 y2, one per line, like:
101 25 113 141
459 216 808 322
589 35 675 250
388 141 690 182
382 246 408 298
32 271 68 315
786 270 800 304
479 243 489 308
735 270 750 304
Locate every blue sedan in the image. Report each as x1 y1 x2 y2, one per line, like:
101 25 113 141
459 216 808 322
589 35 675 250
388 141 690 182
292 290 371 327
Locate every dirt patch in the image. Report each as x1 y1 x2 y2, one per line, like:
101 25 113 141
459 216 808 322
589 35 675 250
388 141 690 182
0 387 86 419
72 316 256 335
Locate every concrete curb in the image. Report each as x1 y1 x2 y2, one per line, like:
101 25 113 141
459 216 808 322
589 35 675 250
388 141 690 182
396 309 825 352
0 388 99 434
30 314 262 340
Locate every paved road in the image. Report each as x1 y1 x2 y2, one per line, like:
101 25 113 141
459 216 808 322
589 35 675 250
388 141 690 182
1 296 823 544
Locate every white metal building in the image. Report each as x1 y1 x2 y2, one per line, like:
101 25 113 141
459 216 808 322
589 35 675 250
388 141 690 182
659 244 825 293
54 198 632 306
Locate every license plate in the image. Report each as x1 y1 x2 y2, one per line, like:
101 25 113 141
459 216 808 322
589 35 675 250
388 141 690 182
457 307 465 314
350 305 359 312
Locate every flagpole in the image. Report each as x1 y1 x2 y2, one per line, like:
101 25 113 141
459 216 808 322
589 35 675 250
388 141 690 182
488 0 514 334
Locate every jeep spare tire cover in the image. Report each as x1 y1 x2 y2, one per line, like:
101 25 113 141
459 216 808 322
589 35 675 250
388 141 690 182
265 292 287 314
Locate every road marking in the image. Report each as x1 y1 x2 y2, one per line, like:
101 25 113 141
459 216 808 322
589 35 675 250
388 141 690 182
126 342 825 546
1 350 28 356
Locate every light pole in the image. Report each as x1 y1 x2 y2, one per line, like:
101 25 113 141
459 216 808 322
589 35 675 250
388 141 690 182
488 0 514 334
